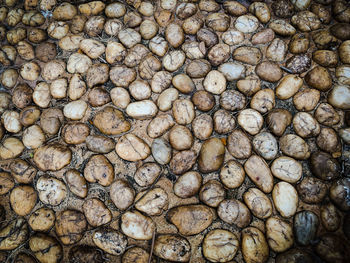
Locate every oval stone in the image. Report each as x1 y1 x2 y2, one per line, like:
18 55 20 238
167 205 213 235
121 211 155 240
154 235 191 262
115 134 150 162
126 100 158 120
198 138 225 173
294 210 319 246
93 106 131 135
92 230 127 256
34 143 71 171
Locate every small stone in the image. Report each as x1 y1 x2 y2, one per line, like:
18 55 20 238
218 62 245 81
203 229 239 262
203 70 227 95
0 218 28 250
34 143 71 171
272 182 298 218
242 227 269 263
167 205 213 235
126 100 158 120
115 134 150 162
93 230 127 256
294 210 319 246
235 15 259 33
135 187 168 216
93 106 131 135
198 138 225 173
252 29 275 45
147 114 175 138
154 235 191 262
328 85 350 109
121 211 155 240
55 210 87 245
174 171 202 198
244 155 274 193
170 150 197 175
151 138 172 165
83 198 112 227
36 176 67 206
29 234 63 263
286 54 311 74
255 61 283 82
63 100 87 120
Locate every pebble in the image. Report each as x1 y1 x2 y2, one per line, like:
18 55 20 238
238 109 263 135
276 74 303 99
154 235 191 262
84 155 114 186
244 155 274 193
291 0 311 11
271 157 302 183
198 138 225 173
0 218 28 250
126 100 158 120
269 19 296 36
86 135 115 154
280 134 310 160
252 28 275 44
203 70 227 95
63 100 87 120
172 99 195 125
305 66 332 91
167 205 213 235
10 185 37 216
55 210 87 245
222 29 244 45
220 160 245 189
203 229 239 262
115 134 151 162
255 61 283 82
110 179 135 210
157 88 179 111
36 176 67 206
29 234 63 263
328 85 350 109
243 188 272 219
151 138 172 165
93 230 127 255
93 106 131 135
336 65 350 85
242 227 269 263
28 207 55 232
135 187 168 216
174 171 202 198
218 199 251 228
34 143 71 171
294 210 319 245
147 114 175 138
272 182 298 218
218 62 245 81
170 150 197 175
83 198 112 227
121 211 156 240
134 163 161 187
266 216 293 252
235 15 259 33
252 132 278 160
